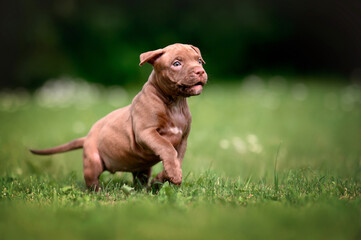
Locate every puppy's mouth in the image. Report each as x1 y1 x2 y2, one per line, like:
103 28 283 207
191 82 204 93
194 81 204 87
178 81 205 96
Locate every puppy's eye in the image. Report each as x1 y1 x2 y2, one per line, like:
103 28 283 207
198 58 203 64
173 61 181 67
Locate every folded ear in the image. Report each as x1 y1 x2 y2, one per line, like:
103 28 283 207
190 45 206 64
139 48 165 66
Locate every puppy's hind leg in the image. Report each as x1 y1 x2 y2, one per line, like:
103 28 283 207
83 148 104 192
132 168 152 189
150 170 168 192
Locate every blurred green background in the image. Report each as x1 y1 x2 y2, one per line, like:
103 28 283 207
1 2 361 239
1 0 361 89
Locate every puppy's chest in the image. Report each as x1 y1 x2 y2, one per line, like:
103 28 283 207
158 108 188 146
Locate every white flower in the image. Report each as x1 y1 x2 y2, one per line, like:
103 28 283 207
232 137 247 154
219 139 230 149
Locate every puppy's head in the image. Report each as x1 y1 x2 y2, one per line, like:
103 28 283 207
139 43 207 97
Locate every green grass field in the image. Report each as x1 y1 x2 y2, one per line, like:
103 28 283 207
0 76 360 239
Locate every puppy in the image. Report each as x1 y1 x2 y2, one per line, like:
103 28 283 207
30 43 207 190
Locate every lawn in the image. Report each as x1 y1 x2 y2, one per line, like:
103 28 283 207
0 76 360 239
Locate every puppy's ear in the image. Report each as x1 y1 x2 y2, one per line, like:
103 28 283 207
139 48 165 66
190 45 206 64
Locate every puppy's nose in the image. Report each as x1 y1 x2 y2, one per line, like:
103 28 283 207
195 68 205 76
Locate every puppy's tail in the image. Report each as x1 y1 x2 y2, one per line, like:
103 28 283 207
29 137 85 155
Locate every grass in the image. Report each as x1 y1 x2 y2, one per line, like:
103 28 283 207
0 76 360 239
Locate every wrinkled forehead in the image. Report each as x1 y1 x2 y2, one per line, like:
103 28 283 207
163 44 199 61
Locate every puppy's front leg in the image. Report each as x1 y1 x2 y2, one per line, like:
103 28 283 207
136 128 182 185
153 135 189 188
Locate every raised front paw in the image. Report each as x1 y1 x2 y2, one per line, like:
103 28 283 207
166 168 182 186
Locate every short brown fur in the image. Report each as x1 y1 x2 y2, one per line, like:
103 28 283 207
30 43 207 191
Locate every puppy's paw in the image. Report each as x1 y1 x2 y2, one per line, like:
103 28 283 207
169 177 182 186
167 169 182 186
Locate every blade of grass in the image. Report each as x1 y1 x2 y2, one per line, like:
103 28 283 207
274 142 282 192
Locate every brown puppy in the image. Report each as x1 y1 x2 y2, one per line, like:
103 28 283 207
30 43 207 190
